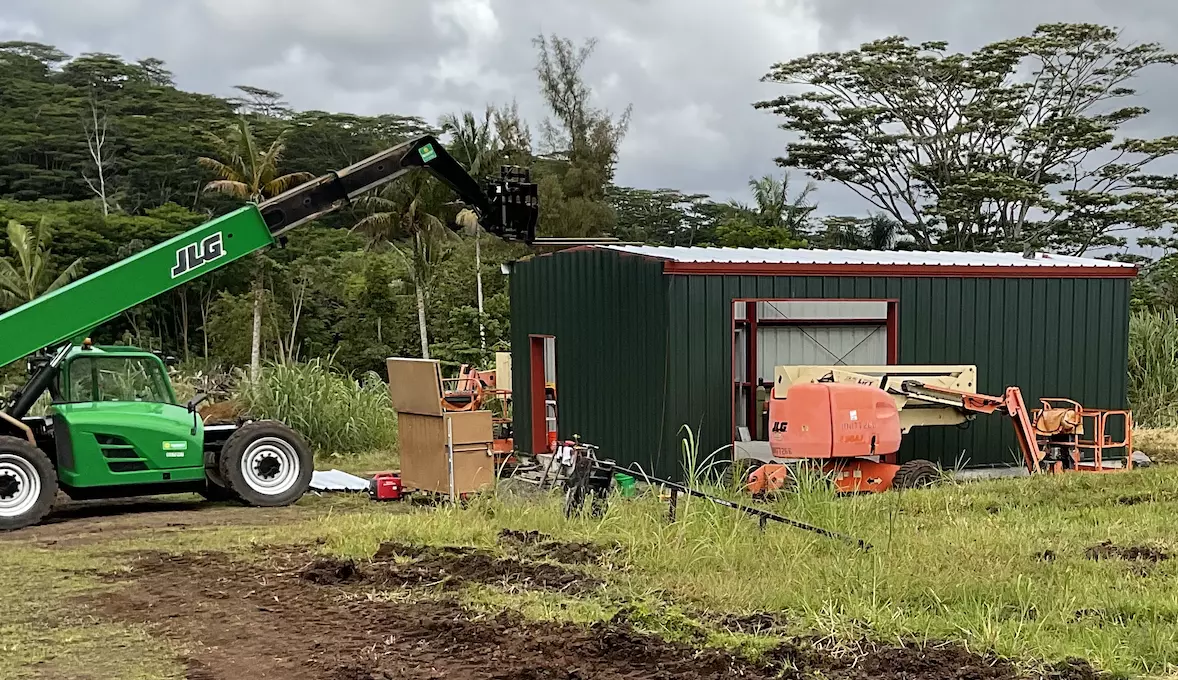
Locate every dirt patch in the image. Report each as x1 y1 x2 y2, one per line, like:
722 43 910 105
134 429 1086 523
1084 541 1170 563
496 528 614 565
766 638 1041 680
718 610 790 634
0 495 328 548
302 541 602 594
87 550 771 680
80 548 1057 680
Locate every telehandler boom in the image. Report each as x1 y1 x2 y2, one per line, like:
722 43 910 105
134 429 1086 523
0 136 539 530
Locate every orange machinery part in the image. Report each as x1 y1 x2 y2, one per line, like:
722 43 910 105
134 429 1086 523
751 382 905 494
747 458 901 495
768 382 903 460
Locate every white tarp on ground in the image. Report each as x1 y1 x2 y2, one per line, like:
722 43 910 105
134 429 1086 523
310 469 370 492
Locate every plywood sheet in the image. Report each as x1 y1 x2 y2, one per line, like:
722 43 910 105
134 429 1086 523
398 412 495 495
398 412 447 492
495 351 512 392
446 410 493 446
386 357 443 416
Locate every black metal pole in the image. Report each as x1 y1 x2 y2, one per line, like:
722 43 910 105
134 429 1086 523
613 463 871 552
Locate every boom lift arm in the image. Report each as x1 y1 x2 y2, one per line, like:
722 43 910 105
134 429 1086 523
894 380 1129 473
0 135 538 417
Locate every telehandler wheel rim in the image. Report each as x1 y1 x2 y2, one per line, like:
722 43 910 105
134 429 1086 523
240 437 301 497
0 453 40 518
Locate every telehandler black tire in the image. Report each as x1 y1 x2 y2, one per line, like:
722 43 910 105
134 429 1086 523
199 465 238 502
218 421 313 507
893 459 941 490
0 437 58 531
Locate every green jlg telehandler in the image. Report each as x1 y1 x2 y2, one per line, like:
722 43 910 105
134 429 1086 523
0 137 539 530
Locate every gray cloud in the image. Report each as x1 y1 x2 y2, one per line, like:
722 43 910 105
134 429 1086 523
3 0 1178 226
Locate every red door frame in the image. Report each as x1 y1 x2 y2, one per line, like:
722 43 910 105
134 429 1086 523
730 298 899 447
529 335 555 453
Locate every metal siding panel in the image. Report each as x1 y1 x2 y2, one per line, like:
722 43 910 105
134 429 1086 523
508 251 669 476
706 275 729 463
1111 279 1130 409
518 262 1130 480
1096 278 1114 407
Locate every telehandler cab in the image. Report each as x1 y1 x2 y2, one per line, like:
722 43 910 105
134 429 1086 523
0 136 539 530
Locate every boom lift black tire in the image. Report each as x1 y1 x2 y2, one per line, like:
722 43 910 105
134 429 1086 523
218 421 313 507
893 459 942 490
0 437 58 531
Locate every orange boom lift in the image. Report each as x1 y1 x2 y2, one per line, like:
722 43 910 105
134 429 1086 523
747 377 1133 495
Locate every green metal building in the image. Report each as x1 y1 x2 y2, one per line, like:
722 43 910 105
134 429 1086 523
508 245 1138 481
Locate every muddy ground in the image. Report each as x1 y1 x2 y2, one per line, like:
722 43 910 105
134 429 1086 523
86 547 1055 680
7 498 1105 680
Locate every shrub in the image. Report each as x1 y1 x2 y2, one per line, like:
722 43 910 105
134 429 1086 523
1128 309 1178 427
237 359 397 454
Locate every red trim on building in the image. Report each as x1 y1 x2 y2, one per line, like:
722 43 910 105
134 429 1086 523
528 335 551 454
664 262 1138 278
745 302 758 439
729 297 901 449
735 317 889 327
886 300 899 364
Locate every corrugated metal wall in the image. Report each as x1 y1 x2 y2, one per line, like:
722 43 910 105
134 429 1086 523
663 274 1131 473
510 250 1131 481
510 250 669 472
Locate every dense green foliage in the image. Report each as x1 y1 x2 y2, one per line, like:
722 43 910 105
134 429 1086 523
756 24 1178 255
238 359 397 454
3 24 1178 446
1128 309 1178 427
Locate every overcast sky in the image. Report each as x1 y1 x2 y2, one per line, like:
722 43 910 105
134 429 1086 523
3 0 1178 222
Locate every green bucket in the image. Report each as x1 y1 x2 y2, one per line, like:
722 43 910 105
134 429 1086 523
614 473 637 497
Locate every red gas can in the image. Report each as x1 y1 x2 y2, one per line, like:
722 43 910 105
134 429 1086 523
371 472 403 500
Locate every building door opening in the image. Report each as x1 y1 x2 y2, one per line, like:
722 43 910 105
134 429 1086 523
732 299 897 458
529 335 557 453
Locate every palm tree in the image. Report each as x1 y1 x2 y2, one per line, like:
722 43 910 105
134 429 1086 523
740 173 817 232
197 117 313 380
441 108 500 352
0 218 83 311
353 177 456 359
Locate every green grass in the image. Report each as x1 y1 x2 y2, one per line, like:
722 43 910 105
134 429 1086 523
238 359 398 454
1129 309 1178 428
309 468 1178 678
6 471 1178 678
0 548 183 679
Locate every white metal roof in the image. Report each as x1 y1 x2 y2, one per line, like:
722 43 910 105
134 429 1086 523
595 245 1134 269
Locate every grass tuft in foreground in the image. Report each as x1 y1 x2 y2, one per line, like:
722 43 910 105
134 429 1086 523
310 467 1178 678
239 358 398 454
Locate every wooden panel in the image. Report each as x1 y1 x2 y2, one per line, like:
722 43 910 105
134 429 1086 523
386 357 443 416
445 410 493 446
398 412 495 495
398 412 446 492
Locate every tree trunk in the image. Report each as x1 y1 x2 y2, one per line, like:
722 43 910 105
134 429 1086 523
250 268 263 381
179 288 190 363
415 283 430 360
475 232 486 352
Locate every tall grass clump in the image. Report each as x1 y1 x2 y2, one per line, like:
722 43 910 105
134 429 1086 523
238 358 397 454
1128 308 1178 427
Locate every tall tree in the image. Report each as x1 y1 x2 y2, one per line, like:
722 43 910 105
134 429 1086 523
708 173 816 248
608 186 712 245
816 214 907 250
197 117 313 379
756 23 1178 254
0 218 83 310
352 176 456 359
533 34 632 238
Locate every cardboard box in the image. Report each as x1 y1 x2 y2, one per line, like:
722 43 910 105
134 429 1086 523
386 357 444 416
387 356 495 497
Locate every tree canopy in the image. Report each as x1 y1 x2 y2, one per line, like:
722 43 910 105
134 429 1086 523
756 23 1178 254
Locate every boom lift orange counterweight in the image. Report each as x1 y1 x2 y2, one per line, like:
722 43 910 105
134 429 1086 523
747 377 1133 495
